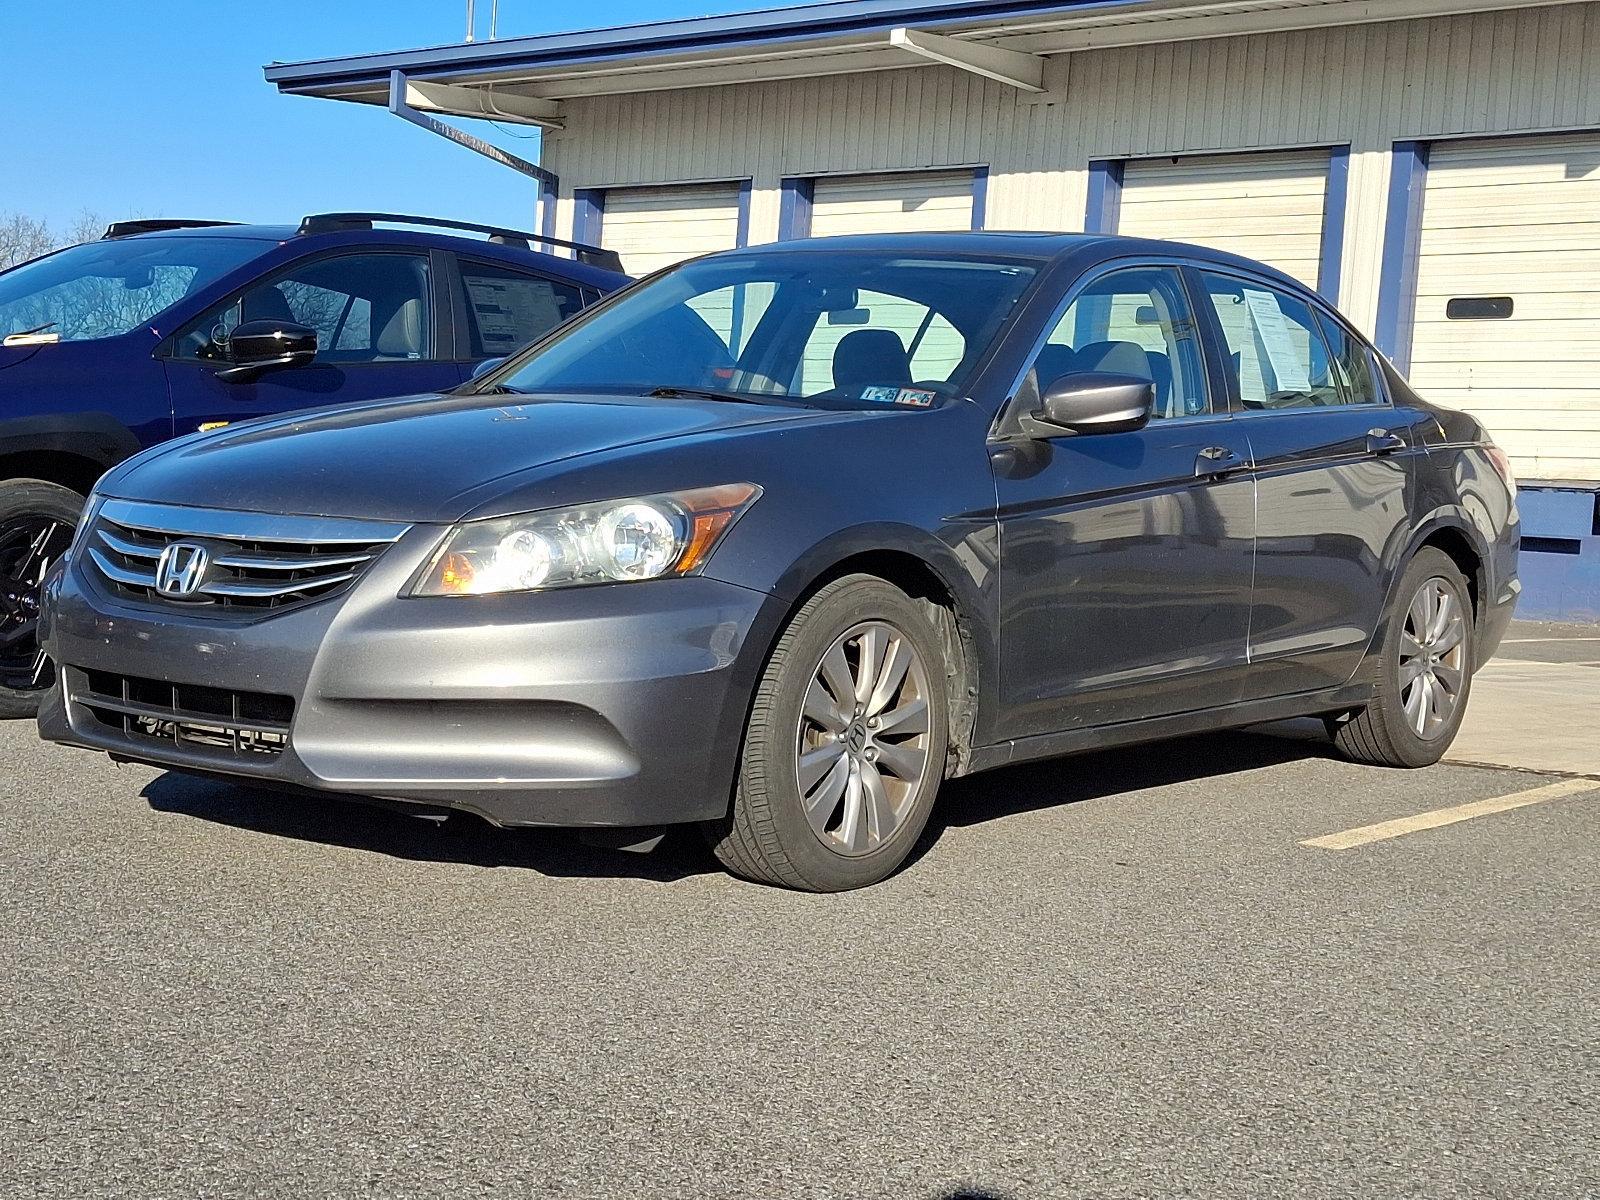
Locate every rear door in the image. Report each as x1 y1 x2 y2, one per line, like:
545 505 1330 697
991 263 1256 739
1191 268 1423 698
162 249 463 435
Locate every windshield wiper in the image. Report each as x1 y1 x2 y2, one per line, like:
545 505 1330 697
646 386 760 404
479 383 528 395
7 322 56 337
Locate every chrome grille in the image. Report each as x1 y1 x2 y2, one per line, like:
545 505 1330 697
68 667 295 758
84 499 409 613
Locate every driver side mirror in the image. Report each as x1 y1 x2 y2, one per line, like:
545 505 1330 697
215 320 318 383
469 357 505 381
1030 372 1155 437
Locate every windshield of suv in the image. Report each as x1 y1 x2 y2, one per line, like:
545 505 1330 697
0 236 265 342
485 250 1039 409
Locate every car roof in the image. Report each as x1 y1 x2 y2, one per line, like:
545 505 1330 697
724 230 1315 299
113 223 629 289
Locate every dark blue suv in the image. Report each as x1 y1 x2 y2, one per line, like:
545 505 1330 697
0 213 627 715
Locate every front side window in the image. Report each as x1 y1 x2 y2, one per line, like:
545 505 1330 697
175 253 432 364
485 250 1038 410
1022 266 1210 419
1198 273 1349 409
458 259 585 358
0 236 264 342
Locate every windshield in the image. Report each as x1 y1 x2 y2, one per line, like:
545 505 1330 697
486 249 1039 409
0 236 265 342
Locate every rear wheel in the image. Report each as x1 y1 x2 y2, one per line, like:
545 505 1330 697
705 575 950 891
0 480 83 719
1331 547 1473 768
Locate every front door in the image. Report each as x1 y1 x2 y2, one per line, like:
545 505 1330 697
1191 269 1418 698
992 264 1256 740
162 250 464 437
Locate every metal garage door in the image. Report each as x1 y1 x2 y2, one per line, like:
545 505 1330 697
600 183 743 276
1408 133 1600 482
809 171 976 237
1118 151 1332 288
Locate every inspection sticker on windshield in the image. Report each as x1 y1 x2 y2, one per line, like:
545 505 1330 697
860 386 901 404
894 388 936 408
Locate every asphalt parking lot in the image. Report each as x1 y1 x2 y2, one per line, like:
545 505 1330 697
3 700 1597 1198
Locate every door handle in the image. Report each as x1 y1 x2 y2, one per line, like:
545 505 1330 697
1194 445 1246 478
1366 429 1407 455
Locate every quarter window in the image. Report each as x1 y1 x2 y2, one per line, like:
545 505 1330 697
176 253 432 364
1024 266 1209 419
1313 308 1383 406
1198 273 1350 409
458 259 585 358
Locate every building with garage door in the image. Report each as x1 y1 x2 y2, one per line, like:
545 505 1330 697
269 0 1600 620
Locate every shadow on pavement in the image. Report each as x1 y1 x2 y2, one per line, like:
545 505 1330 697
931 724 1333 835
141 725 1334 884
141 770 719 883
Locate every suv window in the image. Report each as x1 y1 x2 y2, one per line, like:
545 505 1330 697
1024 266 1209 419
176 253 432 364
458 259 584 358
1198 272 1349 410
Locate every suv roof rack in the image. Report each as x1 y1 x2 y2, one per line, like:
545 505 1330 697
296 212 625 273
103 219 242 239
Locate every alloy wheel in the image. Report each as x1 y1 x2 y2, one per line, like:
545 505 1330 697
0 515 71 693
1398 576 1467 740
795 620 935 857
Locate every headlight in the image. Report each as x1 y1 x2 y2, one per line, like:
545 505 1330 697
412 483 762 597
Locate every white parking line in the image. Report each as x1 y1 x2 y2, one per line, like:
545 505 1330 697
1501 637 1600 643
1300 779 1597 851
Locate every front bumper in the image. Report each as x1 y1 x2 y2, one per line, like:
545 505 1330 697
37 527 780 827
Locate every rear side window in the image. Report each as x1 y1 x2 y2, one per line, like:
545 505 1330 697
459 260 585 358
1198 272 1348 409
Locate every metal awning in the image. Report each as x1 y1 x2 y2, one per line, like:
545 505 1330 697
265 0 1578 126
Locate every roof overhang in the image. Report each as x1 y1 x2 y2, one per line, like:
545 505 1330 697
266 0 1586 120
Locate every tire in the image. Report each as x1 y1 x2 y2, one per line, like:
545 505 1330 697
704 574 951 892
0 479 84 719
1331 547 1474 768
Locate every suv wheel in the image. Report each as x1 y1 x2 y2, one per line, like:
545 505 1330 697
705 575 950 891
0 480 82 718
1331 547 1474 768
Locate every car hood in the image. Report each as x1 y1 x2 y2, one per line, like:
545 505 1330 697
99 390 824 524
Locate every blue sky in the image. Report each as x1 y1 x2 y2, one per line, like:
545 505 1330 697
3 0 755 234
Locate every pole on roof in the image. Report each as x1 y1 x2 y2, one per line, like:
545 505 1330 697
465 0 476 41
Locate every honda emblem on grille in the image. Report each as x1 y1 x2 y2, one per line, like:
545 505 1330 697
154 542 210 598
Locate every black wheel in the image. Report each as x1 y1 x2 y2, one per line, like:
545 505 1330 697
1331 547 1474 768
0 480 83 719
704 574 950 891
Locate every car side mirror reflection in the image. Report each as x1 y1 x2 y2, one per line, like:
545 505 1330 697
469 356 505 381
216 320 318 383
1031 372 1155 437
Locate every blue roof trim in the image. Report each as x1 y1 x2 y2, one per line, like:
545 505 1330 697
265 0 1148 89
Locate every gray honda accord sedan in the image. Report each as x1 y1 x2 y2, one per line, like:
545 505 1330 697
37 233 1519 891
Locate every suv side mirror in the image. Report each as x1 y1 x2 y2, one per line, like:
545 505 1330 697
1032 372 1155 436
216 320 318 383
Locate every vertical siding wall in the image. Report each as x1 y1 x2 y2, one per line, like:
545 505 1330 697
545 3 1600 334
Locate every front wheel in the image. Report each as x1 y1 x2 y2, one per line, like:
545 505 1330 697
1331 547 1474 768
0 480 83 719
704 575 950 891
